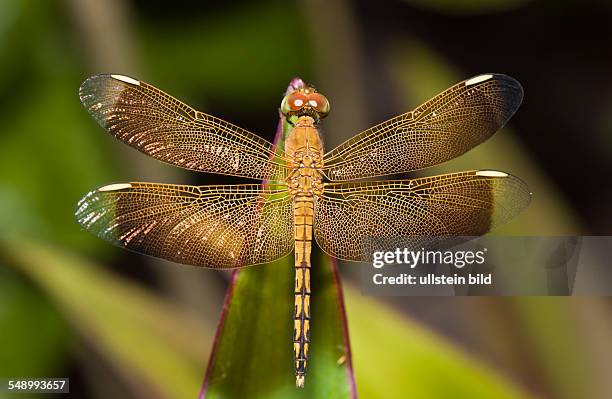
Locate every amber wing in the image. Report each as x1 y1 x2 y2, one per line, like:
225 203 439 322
79 74 289 181
323 74 523 181
314 170 531 261
76 183 294 268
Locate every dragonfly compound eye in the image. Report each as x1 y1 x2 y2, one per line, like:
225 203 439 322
307 93 330 116
281 92 308 115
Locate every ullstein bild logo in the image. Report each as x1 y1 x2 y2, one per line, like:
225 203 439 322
371 248 488 269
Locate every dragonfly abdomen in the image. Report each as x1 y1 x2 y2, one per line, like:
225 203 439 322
293 197 313 388
285 115 324 388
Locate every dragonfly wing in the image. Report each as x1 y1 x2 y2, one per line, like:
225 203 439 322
79 74 289 181
323 74 523 181
76 183 294 268
314 170 531 262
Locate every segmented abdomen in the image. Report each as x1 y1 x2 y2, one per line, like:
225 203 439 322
293 197 313 388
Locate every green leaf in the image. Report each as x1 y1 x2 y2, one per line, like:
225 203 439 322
2 235 214 399
201 253 354 398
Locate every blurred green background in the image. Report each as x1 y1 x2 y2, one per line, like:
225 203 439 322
1 0 611 398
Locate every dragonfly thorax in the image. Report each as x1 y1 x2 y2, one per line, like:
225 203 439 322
284 117 324 158
285 116 324 197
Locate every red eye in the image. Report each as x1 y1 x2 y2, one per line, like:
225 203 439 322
307 93 329 113
288 92 308 111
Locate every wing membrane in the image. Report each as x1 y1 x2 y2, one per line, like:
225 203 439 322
79 74 289 180
314 170 531 262
323 74 523 181
76 182 294 268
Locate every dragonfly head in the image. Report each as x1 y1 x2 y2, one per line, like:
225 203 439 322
280 85 330 123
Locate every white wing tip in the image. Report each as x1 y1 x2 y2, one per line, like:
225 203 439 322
110 74 140 86
99 183 132 192
476 170 508 177
465 74 494 86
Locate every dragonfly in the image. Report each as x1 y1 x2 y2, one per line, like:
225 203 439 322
75 73 531 388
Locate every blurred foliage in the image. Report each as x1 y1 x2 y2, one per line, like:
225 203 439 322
2 235 213 399
346 287 534 399
139 1 313 106
0 266 69 378
0 0 118 253
402 0 532 14
511 298 594 399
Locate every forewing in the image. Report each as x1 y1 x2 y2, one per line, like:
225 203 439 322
76 183 294 268
323 74 523 181
314 170 531 262
79 74 289 181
